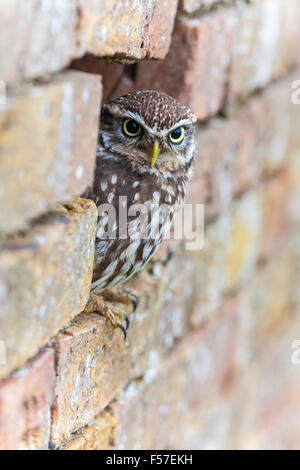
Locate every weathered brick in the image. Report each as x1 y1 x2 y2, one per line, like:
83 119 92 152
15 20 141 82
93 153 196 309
189 72 300 222
240 401 300 450
223 191 262 294
60 410 116 450
146 0 179 59
0 71 101 234
111 302 240 449
0 198 97 380
0 348 55 450
228 0 300 109
259 170 293 261
153 248 196 351
108 75 136 103
137 10 235 120
0 0 78 86
230 316 300 450
0 1 178 87
235 247 298 370
190 190 262 327
77 0 178 61
241 74 299 179
290 149 300 226
188 120 234 221
50 273 163 445
57 236 300 450
110 249 300 449
179 0 231 13
137 1 299 118
72 57 123 104
189 216 230 326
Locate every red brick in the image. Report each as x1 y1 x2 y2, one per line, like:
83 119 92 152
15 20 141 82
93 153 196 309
77 0 178 61
153 248 196 351
108 75 136 103
111 301 240 449
227 0 300 110
0 349 55 450
234 247 297 371
188 120 234 221
230 317 300 449
0 1 78 86
259 170 293 261
72 57 123 103
0 1 178 86
0 199 97 380
60 410 116 450
111 253 300 449
137 11 235 120
50 273 163 445
147 0 178 59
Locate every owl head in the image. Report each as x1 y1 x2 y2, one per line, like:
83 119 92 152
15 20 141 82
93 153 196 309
100 90 197 175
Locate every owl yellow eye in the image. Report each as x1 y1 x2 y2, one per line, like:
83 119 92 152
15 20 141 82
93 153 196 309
169 126 185 144
122 119 141 137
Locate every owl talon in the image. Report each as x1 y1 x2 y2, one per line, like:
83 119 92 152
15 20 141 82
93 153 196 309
123 289 140 311
116 322 127 340
84 293 130 340
101 287 140 313
123 312 130 330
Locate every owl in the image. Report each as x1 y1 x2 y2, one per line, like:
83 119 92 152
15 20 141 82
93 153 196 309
83 90 196 338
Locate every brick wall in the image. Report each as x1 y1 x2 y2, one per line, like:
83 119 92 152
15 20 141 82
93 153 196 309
1 0 300 450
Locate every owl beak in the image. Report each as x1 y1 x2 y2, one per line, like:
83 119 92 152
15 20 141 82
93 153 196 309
151 140 160 167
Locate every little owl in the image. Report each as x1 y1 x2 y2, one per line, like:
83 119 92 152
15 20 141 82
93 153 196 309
83 90 196 338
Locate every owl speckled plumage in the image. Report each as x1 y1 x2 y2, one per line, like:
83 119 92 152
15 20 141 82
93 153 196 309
83 90 196 337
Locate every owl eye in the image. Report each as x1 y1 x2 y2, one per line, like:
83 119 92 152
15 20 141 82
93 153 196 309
169 126 185 144
122 119 141 137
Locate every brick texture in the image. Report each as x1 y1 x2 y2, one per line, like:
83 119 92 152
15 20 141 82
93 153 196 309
0 349 55 450
111 302 240 450
0 71 101 234
137 0 300 119
0 1 178 86
179 0 231 13
0 1 78 86
0 199 97 380
60 410 116 450
1 0 300 452
51 273 163 445
227 0 300 110
137 10 234 119
77 0 178 61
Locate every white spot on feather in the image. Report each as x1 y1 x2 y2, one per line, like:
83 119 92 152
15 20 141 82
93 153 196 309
107 192 114 203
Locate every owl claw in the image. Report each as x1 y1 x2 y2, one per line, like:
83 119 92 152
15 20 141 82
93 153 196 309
123 312 130 330
122 288 140 311
84 293 130 341
101 287 140 313
114 313 129 340
116 322 127 340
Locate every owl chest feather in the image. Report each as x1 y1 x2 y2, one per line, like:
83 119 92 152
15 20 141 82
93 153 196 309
89 156 191 292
